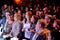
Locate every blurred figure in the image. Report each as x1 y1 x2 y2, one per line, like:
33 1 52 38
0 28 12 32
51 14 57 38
11 13 22 39
52 15 56 20
14 11 17 21
52 20 60 40
30 15 36 40
17 10 21 14
2 4 8 16
32 19 51 40
25 7 29 12
32 20 45 40
25 12 30 20
3 14 14 40
5 11 11 22
43 7 49 14
22 17 31 40
0 0 60 40
53 20 60 31
39 10 44 19
10 5 14 14
1 4 8 32
45 14 53 31
4 14 14 34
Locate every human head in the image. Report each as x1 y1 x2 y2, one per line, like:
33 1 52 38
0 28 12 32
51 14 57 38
53 20 58 28
6 11 10 19
36 19 46 28
31 15 35 23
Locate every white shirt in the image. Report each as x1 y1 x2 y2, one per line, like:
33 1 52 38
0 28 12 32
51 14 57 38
23 23 31 39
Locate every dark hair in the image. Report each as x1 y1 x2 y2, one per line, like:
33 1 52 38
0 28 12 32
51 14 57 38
25 18 27 23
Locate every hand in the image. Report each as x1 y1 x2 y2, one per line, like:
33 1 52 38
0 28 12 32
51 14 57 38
22 29 24 32
30 29 35 33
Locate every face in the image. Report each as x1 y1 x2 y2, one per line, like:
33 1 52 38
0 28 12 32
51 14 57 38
25 7 28 12
4 4 7 9
6 12 10 18
53 6 56 10
14 13 17 21
25 12 29 19
36 20 41 27
36 7 39 11
21 7 23 10
43 7 48 14
22 14 25 18
31 16 35 22
39 11 44 16
53 21 57 27
45 15 50 23
53 15 56 19
45 15 48 20
18 10 21 14
37 4 40 7
36 11 40 16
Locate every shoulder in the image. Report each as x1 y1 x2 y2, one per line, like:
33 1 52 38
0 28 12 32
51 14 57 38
46 29 50 33
44 28 50 34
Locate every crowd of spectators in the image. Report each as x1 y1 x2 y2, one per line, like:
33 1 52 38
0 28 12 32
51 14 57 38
0 0 60 40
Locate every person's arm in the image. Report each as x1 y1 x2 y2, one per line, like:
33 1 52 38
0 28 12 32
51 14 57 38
35 24 38 33
30 29 35 33
22 28 25 32
45 30 51 40
48 32 51 40
22 24 25 32
20 23 23 32
30 24 35 33
4 21 7 32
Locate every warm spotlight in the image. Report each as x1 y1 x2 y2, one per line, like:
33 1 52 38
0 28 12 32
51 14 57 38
14 0 22 5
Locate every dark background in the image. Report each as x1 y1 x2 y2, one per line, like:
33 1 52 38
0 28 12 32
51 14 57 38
0 0 14 8
0 0 60 8
0 0 60 5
